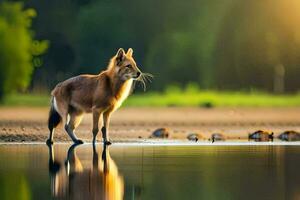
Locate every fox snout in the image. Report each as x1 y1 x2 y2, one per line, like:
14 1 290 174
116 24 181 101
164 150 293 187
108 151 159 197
135 71 141 79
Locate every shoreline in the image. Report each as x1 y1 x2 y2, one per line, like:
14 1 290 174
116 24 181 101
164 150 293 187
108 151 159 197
1 107 300 143
1 140 300 146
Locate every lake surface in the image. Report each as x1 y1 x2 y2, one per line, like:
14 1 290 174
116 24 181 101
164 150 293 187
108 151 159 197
0 143 300 200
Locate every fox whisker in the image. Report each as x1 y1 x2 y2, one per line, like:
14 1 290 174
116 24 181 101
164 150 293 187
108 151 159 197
141 75 147 91
143 73 154 83
143 72 154 78
144 75 152 83
135 72 153 91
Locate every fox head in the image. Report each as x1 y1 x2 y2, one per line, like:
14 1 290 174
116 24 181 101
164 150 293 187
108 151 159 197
109 48 142 81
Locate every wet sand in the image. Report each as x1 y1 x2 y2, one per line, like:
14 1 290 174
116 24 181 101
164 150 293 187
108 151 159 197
0 107 300 143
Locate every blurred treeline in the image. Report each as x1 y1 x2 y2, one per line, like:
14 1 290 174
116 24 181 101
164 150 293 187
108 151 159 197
0 1 48 100
2 0 300 94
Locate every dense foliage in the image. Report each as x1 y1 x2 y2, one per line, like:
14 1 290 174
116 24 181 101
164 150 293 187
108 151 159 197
0 1 48 100
4 0 300 93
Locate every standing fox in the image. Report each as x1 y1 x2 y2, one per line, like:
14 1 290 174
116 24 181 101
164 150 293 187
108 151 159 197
47 48 150 145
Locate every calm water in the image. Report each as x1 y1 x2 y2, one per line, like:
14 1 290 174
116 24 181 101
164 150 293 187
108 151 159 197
0 143 300 200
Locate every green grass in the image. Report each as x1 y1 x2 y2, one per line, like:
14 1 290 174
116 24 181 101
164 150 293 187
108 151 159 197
2 89 300 107
125 91 300 107
2 93 50 107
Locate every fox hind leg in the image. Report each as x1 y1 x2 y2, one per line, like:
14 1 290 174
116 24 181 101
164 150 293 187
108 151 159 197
65 110 83 144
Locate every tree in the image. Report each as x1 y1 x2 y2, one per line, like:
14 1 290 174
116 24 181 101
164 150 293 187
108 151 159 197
0 2 48 101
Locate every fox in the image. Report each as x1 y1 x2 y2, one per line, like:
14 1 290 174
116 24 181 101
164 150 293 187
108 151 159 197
47 48 151 145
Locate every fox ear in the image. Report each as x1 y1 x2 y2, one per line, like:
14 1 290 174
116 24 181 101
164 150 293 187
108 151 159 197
127 48 133 57
116 48 125 65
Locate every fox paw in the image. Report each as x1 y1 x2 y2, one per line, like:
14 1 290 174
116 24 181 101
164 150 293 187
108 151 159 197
46 139 53 146
74 139 84 144
104 140 112 146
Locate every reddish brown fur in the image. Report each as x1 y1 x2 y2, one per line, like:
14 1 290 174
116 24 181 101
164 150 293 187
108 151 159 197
47 48 141 144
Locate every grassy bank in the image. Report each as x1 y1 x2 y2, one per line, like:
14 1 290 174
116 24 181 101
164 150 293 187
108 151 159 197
2 89 300 107
3 93 50 107
125 91 300 107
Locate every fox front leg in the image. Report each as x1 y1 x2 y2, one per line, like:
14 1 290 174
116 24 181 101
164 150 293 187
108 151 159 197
92 108 104 144
102 110 112 145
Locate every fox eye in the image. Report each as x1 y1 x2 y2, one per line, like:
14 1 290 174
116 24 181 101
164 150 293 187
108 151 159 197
125 64 132 68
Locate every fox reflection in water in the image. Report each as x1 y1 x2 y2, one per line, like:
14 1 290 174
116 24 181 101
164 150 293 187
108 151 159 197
47 144 124 200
